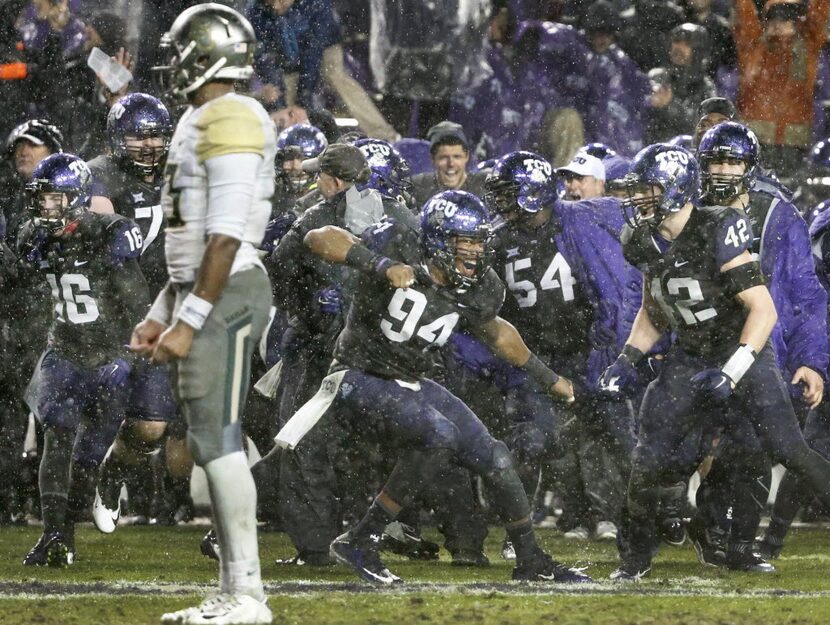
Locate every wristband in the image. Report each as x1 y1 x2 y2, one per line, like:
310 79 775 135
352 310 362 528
345 243 394 277
721 343 757 385
522 353 561 388
620 344 645 365
176 293 213 331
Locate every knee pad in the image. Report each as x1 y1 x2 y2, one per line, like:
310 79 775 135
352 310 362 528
491 440 514 471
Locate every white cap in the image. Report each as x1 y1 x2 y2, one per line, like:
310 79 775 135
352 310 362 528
557 153 606 181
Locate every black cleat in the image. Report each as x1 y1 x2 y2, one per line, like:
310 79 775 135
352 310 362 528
512 550 592 583
726 542 775 573
380 522 439 561
23 532 75 567
755 533 784 560
200 529 220 561
330 532 402 585
687 516 727 568
609 561 651 581
450 548 490 567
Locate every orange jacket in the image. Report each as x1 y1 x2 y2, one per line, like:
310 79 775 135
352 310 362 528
735 0 830 147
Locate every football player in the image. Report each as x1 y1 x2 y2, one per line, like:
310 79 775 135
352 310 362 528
278 190 590 585
129 5 275 624
483 151 639 544
598 143 830 579
354 138 416 211
19 153 150 567
87 93 191 531
688 122 827 567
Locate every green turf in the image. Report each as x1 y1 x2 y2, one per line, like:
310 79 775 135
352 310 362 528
2 525 830 624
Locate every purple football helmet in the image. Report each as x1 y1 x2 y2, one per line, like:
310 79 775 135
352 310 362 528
484 151 555 220
619 143 700 228
27 153 92 232
354 138 412 200
107 93 173 178
420 190 494 289
698 121 760 203
276 123 328 195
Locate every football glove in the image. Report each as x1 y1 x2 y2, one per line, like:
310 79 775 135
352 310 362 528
597 356 640 400
98 358 132 388
690 368 734 402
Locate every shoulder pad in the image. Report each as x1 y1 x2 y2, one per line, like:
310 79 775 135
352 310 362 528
195 96 267 162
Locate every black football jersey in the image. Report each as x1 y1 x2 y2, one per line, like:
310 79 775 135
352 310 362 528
334 222 506 382
622 205 756 358
21 212 150 367
493 219 592 357
87 155 168 295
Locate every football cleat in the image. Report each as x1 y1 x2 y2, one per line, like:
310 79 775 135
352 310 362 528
755 532 784 560
92 485 121 534
330 532 403 585
594 521 618 541
450 548 490 567
563 526 590 540
500 539 516 561
657 516 686 546
726 542 775 573
274 552 334 566
511 550 592 583
200 529 220 561
160 593 272 624
380 522 439 561
23 531 76 567
609 562 651 581
687 516 727 567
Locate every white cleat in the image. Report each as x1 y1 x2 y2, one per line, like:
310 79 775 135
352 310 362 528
92 486 120 534
594 521 618 542
161 594 272 625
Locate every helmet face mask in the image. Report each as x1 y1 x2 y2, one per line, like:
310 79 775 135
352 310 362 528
276 123 328 197
621 180 664 228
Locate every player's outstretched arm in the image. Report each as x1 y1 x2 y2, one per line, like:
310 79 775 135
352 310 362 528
303 224 415 288
477 316 575 402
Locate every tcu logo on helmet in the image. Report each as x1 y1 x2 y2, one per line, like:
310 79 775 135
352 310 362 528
655 150 689 180
427 197 459 218
110 102 126 120
523 158 552 182
361 143 391 157
68 159 91 182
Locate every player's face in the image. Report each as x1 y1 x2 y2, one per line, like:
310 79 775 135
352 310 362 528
124 135 167 167
268 0 295 15
36 192 68 230
626 184 663 224
452 236 486 279
562 173 605 200
433 145 469 188
14 141 52 180
707 158 746 178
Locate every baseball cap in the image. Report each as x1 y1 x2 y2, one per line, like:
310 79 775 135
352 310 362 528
557 153 606 181
426 121 469 151
697 97 736 120
302 143 370 183
6 119 64 153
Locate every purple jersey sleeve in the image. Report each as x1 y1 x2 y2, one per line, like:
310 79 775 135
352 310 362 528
714 211 753 268
109 219 143 265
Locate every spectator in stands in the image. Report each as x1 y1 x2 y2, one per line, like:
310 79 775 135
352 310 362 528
693 96 737 146
410 121 488 207
735 0 830 179
247 0 399 142
617 0 685 71
646 23 717 144
682 0 736 77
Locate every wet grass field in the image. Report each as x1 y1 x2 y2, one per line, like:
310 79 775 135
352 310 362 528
1 524 830 624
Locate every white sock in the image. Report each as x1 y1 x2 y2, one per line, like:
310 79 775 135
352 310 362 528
203 451 264 601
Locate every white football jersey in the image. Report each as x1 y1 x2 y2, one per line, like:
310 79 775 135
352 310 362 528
162 92 276 284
